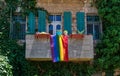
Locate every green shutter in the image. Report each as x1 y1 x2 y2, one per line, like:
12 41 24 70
76 12 85 33
28 12 35 34
63 12 72 34
38 10 46 32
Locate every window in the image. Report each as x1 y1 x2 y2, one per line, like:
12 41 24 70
49 24 53 34
87 15 101 40
48 15 62 35
49 15 61 21
56 24 61 30
13 15 26 40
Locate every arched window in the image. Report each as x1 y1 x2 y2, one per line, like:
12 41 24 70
49 24 53 34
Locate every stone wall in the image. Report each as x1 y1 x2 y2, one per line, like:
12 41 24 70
35 0 98 34
36 0 98 15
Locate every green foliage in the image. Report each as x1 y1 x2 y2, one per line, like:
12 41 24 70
95 26 120 71
94 0 120 73
0 55 13 76
0 0 39 76
0 33 39 75
6 42 39 76
95 0 120 27
36 62 94 76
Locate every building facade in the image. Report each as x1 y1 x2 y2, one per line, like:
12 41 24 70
10 0 102 61
26 0 102 40
12 0 102 40
25 0 102 61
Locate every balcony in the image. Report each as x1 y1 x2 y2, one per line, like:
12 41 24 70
26 34 93 61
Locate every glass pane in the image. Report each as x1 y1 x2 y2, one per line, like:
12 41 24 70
87 15 101 40
19 24 25 40
13 15 26 22
94 24 100 39
87 16 93 22
49 15 54 21
94 16 99 21
87 24 93 35
49 24 53 34
56 15 61 21
56 24 61 30
13 15 26 40
87 16 100 22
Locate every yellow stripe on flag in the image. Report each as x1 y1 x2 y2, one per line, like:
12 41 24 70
59 35 64 61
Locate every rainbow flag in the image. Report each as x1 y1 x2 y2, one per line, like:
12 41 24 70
50 35 69 62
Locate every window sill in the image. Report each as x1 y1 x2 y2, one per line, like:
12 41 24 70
69 34 84 39
34 33 50 39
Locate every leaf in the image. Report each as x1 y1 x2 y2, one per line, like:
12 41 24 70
77 30 84 34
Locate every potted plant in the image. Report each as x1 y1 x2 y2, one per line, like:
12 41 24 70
69 30 84 39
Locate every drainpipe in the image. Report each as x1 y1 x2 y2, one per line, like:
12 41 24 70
84 0 87 34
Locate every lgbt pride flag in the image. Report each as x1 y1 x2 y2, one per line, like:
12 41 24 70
50 35 69 62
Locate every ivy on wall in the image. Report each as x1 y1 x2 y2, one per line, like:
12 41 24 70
0 0 39 75
1 0 120 75
0 55 13 76
94 0 120 74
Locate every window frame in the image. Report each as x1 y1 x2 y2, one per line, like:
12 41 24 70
86 14 102 40
47 14 62 35
12 15 26 40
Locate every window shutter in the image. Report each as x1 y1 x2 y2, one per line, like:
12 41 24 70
38 10 46 32
76 12 85 33
63 12 72 34
28 12 35 34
